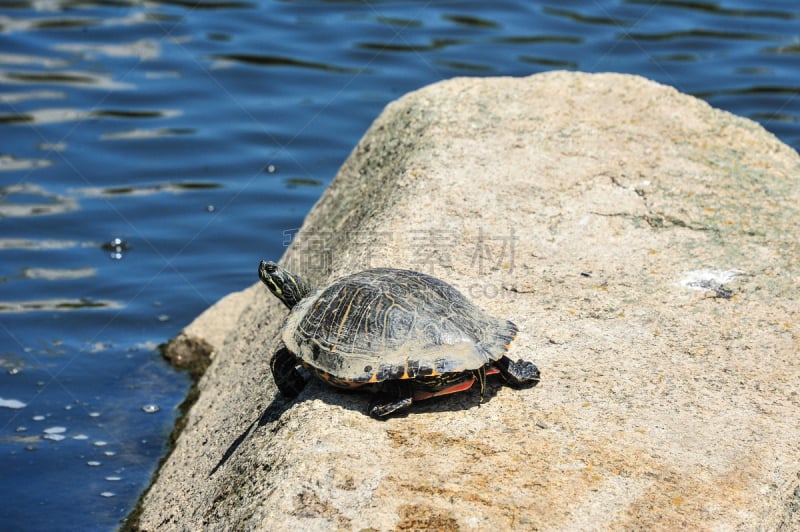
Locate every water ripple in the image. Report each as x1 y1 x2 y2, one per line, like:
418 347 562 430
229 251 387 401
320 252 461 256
54 39 161 61
22 267 96 281
100 128 195 140
622 29 782 43
493 35 583 45
543 7 632 26
624 0 798 20
0 155 51 171
0 107 180 125
356 38 463 53
0 89 64 104
73 181 220 197
0 298 122 313
0 238 78 250
0 183 78 217
442 14 500 29
0 70 131 89
209 53 363 74
0 52 67 68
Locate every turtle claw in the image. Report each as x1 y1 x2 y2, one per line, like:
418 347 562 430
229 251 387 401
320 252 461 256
494 356 541 387
270 346 307 398
368 381 414 418
369 396 413 419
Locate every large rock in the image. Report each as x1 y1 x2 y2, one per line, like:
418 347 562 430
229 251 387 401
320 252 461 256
131 72 800 530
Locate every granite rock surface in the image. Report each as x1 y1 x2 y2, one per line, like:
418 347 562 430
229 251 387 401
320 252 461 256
132 72 800 530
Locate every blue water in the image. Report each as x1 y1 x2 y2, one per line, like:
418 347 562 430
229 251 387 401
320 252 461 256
1 1 798 530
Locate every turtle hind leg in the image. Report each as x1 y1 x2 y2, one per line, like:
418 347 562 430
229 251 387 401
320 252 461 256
494 356 541 387
368 381 414 419
270 346 306 398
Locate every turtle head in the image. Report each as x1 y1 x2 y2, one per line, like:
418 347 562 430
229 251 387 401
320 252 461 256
259 260 313 309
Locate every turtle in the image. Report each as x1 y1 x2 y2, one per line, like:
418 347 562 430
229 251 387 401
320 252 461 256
259 260 540 418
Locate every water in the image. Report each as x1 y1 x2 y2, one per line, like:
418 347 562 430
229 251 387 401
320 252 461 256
1 1 798 529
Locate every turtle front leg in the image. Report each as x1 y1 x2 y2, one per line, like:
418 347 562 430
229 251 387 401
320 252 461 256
494 356 541 387
368 381 414 419
270 345 307 397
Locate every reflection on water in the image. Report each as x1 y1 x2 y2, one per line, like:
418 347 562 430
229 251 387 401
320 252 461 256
0 89 64 104
100 127 195 140
74 181 219 197
0 238 78 250
0 69 132 89
519 55 579 69
22 266 96 280
210 53 364 74
543 6 630 26
625 0 796 19
0 298 121 313
55 39 161 60
622 29 780 42
1 0 799 529
0 107 180 125
0 154 52 170
355 38 464 53
0 183 78 216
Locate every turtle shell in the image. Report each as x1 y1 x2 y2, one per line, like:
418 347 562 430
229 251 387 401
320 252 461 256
280 268 517 384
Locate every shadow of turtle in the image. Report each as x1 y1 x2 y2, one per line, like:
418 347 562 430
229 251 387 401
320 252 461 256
207 394 294 478
208 374 538 477
289 370 534 418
